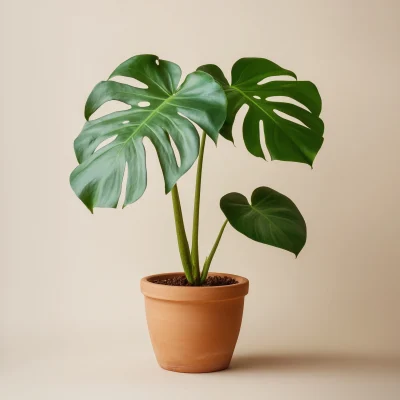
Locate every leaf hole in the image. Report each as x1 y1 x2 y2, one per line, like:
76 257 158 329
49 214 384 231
89 100 131 120
169 133 181 168
253 95 261 100
138 101 150 108
259 120 270 161
117 162 129 209
266 96 310 112
177 112 201 134
94 134 118 152
257 75 295 85
232 103 249 150
122 120 130 124
110 76 148 89
273 109 308 128
155 59 160 65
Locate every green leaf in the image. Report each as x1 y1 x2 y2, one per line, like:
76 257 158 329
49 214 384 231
70 54 227 212
198 58 324 166
220 187 307 256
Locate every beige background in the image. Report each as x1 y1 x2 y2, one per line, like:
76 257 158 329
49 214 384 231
1 0 400 398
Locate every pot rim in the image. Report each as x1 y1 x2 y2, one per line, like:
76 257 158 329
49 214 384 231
140 272 249 302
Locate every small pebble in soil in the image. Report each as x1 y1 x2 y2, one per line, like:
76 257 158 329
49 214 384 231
150 275 238 287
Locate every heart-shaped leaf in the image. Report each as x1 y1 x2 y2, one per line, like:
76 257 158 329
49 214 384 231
70 54 227 212
198 58 324 166
220 187 307 256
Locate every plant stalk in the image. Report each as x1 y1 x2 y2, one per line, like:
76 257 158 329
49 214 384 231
191 131 207 284
171 185 194 284
200 219 228 283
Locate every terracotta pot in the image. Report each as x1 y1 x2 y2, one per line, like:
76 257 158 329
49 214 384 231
140 272 249 373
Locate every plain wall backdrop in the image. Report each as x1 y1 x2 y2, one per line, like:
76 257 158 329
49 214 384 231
1 0 400 370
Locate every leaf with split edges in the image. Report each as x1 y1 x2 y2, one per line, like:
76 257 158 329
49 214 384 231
70 54 227 212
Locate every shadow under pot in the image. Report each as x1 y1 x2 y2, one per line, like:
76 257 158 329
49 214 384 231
140 272 249 373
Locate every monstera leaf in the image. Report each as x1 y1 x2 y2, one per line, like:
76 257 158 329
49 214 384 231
198 58 324 166
70 54 227 212
220 187 307 256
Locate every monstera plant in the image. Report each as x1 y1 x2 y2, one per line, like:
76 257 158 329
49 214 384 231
70 54 324 373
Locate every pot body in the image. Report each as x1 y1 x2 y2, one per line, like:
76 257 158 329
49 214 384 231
140 272 249 373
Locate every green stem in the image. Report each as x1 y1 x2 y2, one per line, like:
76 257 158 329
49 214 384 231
191 131 207 284
200 219 228 283
171 185 194 284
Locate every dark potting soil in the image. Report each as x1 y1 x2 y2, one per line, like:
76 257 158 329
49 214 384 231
150 275 238 287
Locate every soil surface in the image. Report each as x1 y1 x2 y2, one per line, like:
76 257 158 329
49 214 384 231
150 275 238 287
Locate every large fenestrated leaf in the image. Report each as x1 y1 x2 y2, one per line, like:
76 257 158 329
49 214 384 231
70 54 227 212
198 58 324 166
220 187 307 256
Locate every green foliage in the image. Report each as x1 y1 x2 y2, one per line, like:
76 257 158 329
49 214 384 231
198 58 324 166
70 54 227 212
220 187 307 257
70 55 324 284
